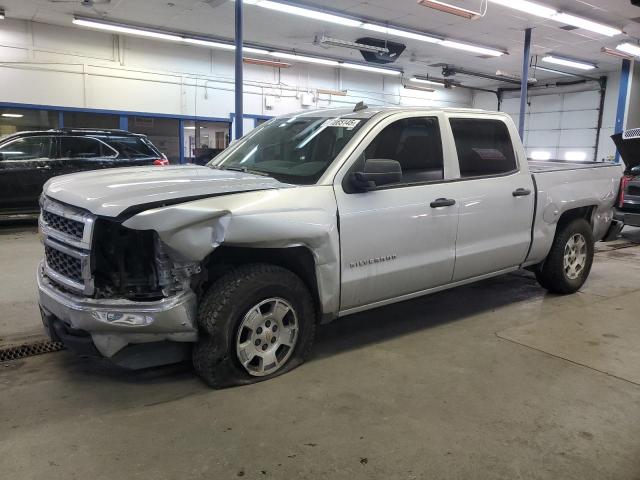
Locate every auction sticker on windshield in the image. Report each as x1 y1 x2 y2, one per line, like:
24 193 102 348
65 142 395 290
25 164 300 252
322 118 361 129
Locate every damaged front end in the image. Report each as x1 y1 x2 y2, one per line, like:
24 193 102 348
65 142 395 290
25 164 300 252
92 219 202 301
37 197 200 368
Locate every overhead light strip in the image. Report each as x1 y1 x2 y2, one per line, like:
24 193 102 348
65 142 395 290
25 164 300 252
542 55 596 71
487 0 622 37
417 0 482 20
72 17 402 76
235 0 505 56
615 42 640 58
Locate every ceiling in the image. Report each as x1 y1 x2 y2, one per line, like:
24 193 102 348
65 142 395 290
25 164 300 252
1 0 639 86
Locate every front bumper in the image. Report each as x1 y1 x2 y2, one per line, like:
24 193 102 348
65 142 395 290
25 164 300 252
614 209 640 227
37 262 198 361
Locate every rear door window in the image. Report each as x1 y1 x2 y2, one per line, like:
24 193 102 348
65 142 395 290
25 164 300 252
60 137 112 158
0 136 54 161
449 118 517 177
98 136 158 158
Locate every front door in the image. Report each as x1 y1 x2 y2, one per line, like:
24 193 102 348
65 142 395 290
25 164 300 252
335 114 460 311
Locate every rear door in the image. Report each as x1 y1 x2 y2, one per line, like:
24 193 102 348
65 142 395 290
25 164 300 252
447 115 535 281
0 135 56 212
335 112 460 311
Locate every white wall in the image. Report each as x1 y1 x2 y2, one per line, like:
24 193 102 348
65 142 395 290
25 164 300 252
0 19 472 121
472 72 622 162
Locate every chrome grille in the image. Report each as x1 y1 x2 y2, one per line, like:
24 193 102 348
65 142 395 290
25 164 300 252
45 245 83 283
40 197 95 295
42 210 84 240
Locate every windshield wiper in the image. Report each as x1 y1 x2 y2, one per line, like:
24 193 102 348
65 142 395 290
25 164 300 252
217 165 270 177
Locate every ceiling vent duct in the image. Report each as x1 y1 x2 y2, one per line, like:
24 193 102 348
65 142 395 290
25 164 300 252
356 37 406 64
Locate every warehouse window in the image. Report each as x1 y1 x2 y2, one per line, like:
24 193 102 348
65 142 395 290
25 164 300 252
0 108 59 139
449 118 517 177
129 116 180 163
63 112 119 130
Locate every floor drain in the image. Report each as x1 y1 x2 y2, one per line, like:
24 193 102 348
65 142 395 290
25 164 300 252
0 341 66 361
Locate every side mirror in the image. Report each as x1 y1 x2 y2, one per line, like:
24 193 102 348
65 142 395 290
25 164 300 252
350 159 402 191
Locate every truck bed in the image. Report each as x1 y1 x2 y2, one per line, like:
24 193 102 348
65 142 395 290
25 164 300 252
528 159 618 173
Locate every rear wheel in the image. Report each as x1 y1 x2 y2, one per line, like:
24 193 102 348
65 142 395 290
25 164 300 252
192 264 316 388
535 218 594 294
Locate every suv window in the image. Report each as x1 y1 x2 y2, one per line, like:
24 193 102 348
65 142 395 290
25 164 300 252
363 116 444 184
449 118 517 177
60 137 109 158
97 136 158 158
0 136 54 161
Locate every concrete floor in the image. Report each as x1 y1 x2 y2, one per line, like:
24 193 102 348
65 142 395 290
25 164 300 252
1 224 640 480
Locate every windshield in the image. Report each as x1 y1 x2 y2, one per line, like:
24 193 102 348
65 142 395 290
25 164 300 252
209 116 366 184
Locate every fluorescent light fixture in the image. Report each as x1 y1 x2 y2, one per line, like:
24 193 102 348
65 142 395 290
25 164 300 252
72 18 183 41
244 57 291 68
183 38 234 50
488 0 556 18
564 151 587 161
553 13 622 37
533 65 575 77
418 0 481 19
251 0 362 27
341 63 401 75
409 77 443 87
2 113 24 118
184 126 196 130
616 42 640 57
403 84 436 93
601 47 634 60
269 52 339 66
488 0 621 36
361 23 442 44
441 40 505 56
542 55 595 70
530 150 551 160
316 35 389 54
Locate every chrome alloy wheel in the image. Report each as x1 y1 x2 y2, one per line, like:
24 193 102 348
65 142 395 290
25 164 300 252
563 233 587 280
235 298 299 376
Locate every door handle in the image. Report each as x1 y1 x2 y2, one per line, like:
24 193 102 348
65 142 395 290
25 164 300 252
430 198 456 208
36 165 52 170
512 188 531 197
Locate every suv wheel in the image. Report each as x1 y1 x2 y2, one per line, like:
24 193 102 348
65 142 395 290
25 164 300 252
193 264 316 388
535 218 594 294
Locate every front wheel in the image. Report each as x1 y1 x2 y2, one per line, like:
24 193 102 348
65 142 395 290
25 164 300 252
535 218 594 294
193 264 316 388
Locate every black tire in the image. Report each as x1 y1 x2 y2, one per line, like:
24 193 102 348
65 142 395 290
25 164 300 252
192 263 316 388
535 218 594 294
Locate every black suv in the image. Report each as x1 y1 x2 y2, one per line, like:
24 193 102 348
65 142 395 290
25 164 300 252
0 129 167 215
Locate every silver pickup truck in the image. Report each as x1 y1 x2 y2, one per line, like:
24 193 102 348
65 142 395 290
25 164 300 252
37 106 623 387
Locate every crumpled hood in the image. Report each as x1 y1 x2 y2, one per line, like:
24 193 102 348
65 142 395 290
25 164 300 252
612 132 640 172
44 165 291 217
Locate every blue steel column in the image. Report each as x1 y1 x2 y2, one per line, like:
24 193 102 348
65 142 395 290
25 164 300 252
179 119 185 164
614 59 631 163
234 0 243 140
518 28 532 139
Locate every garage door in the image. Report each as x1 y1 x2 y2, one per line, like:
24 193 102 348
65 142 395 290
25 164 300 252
501 89 601 162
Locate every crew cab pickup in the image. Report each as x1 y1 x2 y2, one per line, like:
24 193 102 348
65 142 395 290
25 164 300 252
37 106 623 388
